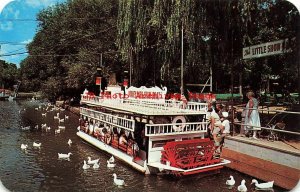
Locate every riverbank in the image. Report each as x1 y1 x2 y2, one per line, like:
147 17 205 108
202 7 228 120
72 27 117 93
55 100 80 115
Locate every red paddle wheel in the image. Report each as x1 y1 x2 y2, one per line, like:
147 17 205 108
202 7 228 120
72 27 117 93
161 138 221 171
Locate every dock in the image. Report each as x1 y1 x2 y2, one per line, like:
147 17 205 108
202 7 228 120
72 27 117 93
222 135 300 190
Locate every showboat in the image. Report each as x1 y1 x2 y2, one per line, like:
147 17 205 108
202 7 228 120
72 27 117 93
77 86 230 176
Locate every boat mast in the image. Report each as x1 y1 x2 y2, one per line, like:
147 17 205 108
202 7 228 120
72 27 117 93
181 25 184 95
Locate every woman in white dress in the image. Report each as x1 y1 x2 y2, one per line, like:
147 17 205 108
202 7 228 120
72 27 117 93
244 91 261 139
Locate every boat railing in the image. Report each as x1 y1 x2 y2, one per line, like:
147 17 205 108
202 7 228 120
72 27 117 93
80 107 135 132
145 122 208 137
81 94 208 112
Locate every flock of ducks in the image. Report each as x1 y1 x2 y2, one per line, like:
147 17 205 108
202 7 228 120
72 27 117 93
226 175 274 191
80 155 122 185
20 104 124 187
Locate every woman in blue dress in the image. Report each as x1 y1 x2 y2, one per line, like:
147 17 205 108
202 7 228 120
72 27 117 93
244 91 261 139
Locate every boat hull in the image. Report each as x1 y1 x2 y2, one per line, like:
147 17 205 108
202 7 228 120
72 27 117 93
77 131 147 173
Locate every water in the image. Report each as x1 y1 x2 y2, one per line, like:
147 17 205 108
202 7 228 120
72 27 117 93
0 100 285 192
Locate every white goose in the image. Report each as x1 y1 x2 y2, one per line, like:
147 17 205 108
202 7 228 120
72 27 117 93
41 113 46 117
0 179 10 192
21 144 28 150
21 126 30 131
251 179 274 189
58 126 65 129
65 115 69 120
55 129 61 134
82 160 90 170
67 139 72 146
107 160 116 168
108 156 115 163
237 179 247 192
58 152 72 159
93 162 100 169
33 142 41 147
112 173 124 186
59 118 64 123
226 175 235 186
87 157 99 165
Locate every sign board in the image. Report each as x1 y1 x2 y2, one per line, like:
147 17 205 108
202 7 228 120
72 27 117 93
243 39 289 59
95 77 101 85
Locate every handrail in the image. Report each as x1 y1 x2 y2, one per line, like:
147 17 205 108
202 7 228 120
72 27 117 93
236 107 300 115
145 122 208 136
233 122 300 136
80 107 135 132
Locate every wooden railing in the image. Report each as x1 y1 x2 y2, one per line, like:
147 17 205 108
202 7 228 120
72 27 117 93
145 121 208 137
80 107 135 132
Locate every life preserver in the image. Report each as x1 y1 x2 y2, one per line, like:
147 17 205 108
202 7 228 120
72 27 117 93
172 116 186 131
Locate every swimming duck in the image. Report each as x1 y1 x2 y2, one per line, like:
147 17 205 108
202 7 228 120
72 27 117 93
21 144 28 150
237 179 247 192
251 179 274 189
107 160 116 168
83 160 90 170
226 175 235 186
87 157 99 164
58 152 72 159
112 173 124 186
93 162 100 169
108 156 115 163
67 139 72 146
33 142 41 147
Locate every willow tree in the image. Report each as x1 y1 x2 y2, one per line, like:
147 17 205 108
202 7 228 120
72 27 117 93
117 0 299 94
117 0 242 92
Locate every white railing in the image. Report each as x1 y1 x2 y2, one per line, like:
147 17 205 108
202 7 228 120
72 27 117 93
145 122 208 137
81 94 208 115
80 107 135 132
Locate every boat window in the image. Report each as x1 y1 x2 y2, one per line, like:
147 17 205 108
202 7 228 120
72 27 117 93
152 139 174 148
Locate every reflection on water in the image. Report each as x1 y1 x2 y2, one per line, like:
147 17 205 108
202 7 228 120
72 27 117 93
0 100 284 192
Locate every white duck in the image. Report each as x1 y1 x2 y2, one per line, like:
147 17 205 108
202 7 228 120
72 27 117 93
58 152 72 159
226 175 235 186
93 162 100 169
21 144 28 150
82 160 90 170
87 156 99 165
237 179 247 192
107 160 116 168
67 139 72 146
112 173 124 186
58 126 65 129
55 129 61 134
251 179 274 189
108 156 115 163
33 142 41 147
0 179 10 192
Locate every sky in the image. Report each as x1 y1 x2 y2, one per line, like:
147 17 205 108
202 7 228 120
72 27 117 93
0 0 66 67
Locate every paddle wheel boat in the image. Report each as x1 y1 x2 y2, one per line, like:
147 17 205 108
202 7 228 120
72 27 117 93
77 86 230 175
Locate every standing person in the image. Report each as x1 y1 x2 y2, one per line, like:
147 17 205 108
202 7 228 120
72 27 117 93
244 91 261 139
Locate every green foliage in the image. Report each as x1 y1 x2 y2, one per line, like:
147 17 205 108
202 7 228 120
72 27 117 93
0 60 18 89
20 0 119 99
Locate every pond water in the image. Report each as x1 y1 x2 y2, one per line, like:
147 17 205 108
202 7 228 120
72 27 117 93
0 100 285 192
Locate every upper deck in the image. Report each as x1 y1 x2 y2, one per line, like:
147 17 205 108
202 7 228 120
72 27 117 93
80 94 209 116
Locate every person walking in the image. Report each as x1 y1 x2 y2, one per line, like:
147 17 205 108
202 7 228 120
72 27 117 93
244 91 261 139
